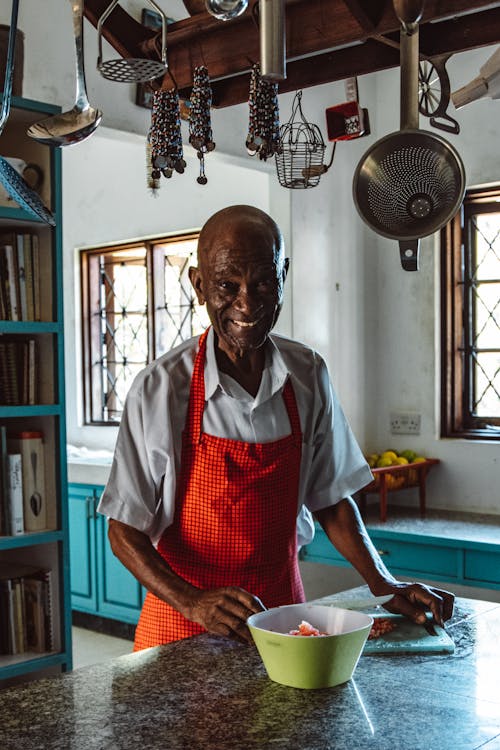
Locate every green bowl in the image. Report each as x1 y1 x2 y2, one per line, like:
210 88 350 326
247 603 373 689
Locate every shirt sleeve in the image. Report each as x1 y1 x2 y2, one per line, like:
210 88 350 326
302 356 373 513
97 365 174 541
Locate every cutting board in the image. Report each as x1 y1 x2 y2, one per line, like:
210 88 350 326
362 614 455 654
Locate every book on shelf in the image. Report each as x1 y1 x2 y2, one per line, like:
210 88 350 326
16 234 27 322
2 243 19 321
0 426 7 535
0 562 54 655
0 232 39 321
8 432 47 533
6 453 23 535
0 336 38 406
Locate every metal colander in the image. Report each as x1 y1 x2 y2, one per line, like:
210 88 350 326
354 129 465 240
352 0 465 270
97 0 168 83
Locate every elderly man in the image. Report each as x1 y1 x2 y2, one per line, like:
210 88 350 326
98 205 454 650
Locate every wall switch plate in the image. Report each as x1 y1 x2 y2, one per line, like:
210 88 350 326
390 412 421 435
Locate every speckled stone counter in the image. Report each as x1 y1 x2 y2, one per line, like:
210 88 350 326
363 504 500 544
2 588 500 750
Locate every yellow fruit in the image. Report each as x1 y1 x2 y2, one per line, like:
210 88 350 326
381 450 398 462
414 456 426 463
376 456 394 468
394 456 409 465
366 453 379 468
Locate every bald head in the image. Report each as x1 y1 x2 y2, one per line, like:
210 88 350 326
197 205 284 268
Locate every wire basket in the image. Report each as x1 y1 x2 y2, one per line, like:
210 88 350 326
275 91 328 189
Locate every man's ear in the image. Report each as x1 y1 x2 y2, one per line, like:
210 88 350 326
188 266 205 305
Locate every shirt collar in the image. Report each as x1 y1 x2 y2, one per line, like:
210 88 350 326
204 326 290 401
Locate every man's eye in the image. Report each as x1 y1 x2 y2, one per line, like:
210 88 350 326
218 281 237 291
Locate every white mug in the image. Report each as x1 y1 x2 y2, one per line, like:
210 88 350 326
0 157 43 203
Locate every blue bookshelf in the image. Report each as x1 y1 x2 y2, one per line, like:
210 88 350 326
0 96 71 683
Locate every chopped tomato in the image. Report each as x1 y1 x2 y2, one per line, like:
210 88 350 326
368 617 396 640
288 620 327 636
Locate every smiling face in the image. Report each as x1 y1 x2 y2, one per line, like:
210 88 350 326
189 206 288 362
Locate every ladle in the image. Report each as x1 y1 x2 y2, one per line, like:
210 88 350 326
26 0 102 147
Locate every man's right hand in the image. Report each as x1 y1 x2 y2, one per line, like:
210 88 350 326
186 586 266 644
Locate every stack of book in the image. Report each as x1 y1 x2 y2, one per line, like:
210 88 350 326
0 231 41 322
0 562 54 655
0 336 37 405
0 426 47 536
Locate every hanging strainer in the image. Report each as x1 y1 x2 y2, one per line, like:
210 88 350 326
275 91 333 189
352 0 465 270
97 0 168 83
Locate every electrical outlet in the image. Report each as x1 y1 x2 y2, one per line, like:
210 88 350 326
390 412 421 435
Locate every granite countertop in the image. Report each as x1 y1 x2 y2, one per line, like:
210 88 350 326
2 586 500 750
363 504 500 545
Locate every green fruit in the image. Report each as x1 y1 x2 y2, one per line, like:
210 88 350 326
400 449 417 463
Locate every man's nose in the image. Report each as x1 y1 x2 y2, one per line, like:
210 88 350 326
235 286 262 313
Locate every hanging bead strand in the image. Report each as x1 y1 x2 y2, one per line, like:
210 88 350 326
149 87 186 185
189 65 216 185
246 63 280 161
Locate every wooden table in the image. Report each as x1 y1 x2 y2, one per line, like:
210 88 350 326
357 458 440 522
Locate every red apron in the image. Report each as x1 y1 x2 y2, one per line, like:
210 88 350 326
134 329 305 650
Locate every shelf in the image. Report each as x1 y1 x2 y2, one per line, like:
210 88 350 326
0 530 64 551
0 651 69 680
0 205 56 225
0 95 70 687
0 404 63 418
0 321 62 334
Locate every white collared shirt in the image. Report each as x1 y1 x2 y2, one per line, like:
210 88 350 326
98 327 373 546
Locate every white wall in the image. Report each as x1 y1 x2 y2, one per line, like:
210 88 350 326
4 1 499 514
62 127 290 451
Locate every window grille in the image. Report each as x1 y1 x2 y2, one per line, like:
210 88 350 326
441 185 500 439
81 233 208 424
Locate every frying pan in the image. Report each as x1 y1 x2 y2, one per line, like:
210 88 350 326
352 0 465 271
0 0 55 226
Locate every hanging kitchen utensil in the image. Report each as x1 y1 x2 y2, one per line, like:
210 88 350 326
189 66 215 185
27 0 102 148
418 54 460 134
0 0 55 225
97 0 168 83
352 0 465 271
246 63 280 161
260 0 286 81
205 0 248 21
275 90 334 189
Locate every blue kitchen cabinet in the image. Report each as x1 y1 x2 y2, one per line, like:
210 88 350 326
301 522 500 590
68 483 145 624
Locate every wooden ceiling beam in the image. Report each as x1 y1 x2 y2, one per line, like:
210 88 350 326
206 7 500 107
83 0 500 106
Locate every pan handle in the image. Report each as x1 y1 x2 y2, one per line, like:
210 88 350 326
0 0 20 136
399 239 419 271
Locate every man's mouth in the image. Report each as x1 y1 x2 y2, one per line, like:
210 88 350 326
230 317 262 329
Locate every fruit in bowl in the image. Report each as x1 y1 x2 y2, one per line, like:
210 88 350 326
247 603 373 689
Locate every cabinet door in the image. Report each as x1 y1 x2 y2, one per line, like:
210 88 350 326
96 507 144 625
68 484 97 613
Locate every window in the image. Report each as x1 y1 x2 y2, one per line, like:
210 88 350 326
441 185 500 440
81 233 209 425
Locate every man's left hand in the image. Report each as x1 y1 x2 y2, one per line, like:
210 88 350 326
380 581 455 627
